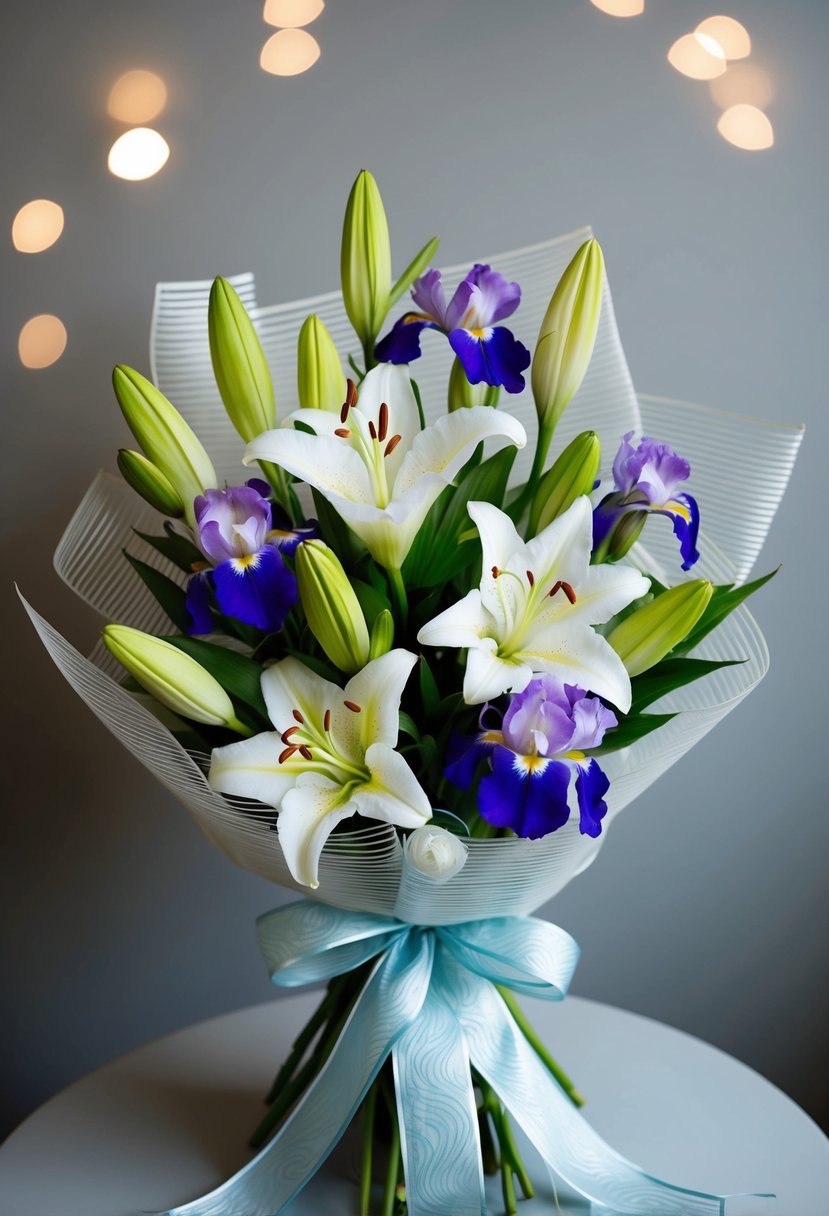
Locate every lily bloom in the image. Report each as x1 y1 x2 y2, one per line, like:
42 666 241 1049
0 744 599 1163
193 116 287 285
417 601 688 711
592 433 700 570
244 363 526 571
374 264 531 393
446 676 617 839
185 479 314 635
208 650 430 889
418 497 649 710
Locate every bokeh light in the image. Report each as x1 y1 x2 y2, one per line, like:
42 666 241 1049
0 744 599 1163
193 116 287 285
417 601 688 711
263 0 324 27
11 199 64 253
668 32 726 80
589 0 644 15
260 28 321 76
18 314 67 369
696 15 751 60
107 70 168 124
709 62 774 111
717 104 774 150
107 128 170 181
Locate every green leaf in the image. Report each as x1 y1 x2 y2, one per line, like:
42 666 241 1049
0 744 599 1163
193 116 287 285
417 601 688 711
398 711 421 742
122 550 191 632
403 446 517 587
133 527 203 573
165 635 268 719
346 353 366 383
674 568 779 656
631 657 745 711
389 235 440 307
410 376 427 430
419 655 440 718
351 578 391 628
592 712 675 755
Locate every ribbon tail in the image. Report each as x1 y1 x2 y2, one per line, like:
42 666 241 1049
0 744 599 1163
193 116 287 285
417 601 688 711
160 932 434 1216
393 980 486 1216
439 959 768 1216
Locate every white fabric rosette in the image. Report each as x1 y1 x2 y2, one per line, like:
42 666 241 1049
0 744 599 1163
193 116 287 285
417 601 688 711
23 229 802 923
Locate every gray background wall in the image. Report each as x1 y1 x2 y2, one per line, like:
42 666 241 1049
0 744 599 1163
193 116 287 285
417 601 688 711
2 0 827 1141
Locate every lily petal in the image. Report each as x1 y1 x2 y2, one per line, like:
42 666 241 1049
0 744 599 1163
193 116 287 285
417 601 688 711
467 501 526 627
519 620 633 713
523 495 594 589
464 640 532 705
549 561 650 628
208 730 295 808
393 406 526 498
416 590 494 651
244 428 374 506
356 363 422 478
344 649 418 751
357 742 431 825
278 774 358 889
261 656 343 736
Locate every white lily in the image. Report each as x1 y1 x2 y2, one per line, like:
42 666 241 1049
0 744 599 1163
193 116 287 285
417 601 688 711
244 363 526 570
208 649 430 889
417 496 650 710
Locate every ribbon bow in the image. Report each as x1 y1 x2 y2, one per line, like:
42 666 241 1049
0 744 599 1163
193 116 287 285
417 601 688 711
164 903 769 1216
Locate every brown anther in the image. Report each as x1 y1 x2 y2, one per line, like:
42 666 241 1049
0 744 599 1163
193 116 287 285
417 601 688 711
492 566 500 578
346 378 358 406
548 579 577 604
279 745 299 764
340 402 350 423
548 580 562 598
335 427 351 438
368 420 378 440
323 709 331 732
384 434 402 457
344 700 362 713
281 725 299 743
298 745 314 761
378 402 389 442
292 709 305 724
526 570 535 587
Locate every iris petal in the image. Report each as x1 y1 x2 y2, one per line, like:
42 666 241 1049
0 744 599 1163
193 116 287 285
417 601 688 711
574 758 610 838
448 326 530 393
185 570 214 635
479 746 572 839
375 316 437 365
212 544 297 633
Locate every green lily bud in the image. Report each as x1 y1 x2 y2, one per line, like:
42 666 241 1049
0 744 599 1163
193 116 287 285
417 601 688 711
447 356 499 411
529 430 601 535
594 508 647 565
102 624 251 733
368 608 394 660
607 579 713 676
208 276 276 441
341 169 392 350
297 314 346 412
117 449 185 518
295 540 371 674
532 239 605 436
112 365 216 528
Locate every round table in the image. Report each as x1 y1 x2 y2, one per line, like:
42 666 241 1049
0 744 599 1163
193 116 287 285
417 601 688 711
1 994 826 1215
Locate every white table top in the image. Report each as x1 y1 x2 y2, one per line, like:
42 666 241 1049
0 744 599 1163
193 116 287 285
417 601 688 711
1 994 826 1216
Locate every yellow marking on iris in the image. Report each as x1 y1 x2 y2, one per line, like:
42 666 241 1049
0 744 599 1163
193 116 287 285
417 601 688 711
661 500 691 523
267 528 295 542
234 553 257 569
468 327 487 339
565 750 585 762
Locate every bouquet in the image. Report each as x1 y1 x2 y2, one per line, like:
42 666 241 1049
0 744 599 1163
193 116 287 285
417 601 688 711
23 170 801 1216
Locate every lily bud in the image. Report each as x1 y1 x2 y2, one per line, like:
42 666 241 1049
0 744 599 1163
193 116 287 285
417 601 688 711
405 825 468 883
531 239 604 434
530 430 601 535
208 276 276 441
297 314 346 412
112 365 216 528
340 169 392 349
102 624 250 733
368 608 394 660
117 449 185 518
607 579 713 676
295 540 371 674
447 356 499 411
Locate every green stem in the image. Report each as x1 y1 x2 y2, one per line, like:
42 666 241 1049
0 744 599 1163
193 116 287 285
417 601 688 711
387 566 409 627
501 1160 518 1215
479 1077 534 1207
477 1102 500 1174
264 985 335 1104
381 1093 401 1216
494 1103 534 1199
362 338 378 374
496 985 585 1107
359 1082 378 1216
510 420 555 525
226 715 255 738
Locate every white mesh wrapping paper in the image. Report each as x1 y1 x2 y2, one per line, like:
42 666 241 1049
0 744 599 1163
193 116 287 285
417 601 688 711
31 235 802 924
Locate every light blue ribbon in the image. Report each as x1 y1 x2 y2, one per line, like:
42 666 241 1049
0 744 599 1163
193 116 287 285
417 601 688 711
162 903 772 1216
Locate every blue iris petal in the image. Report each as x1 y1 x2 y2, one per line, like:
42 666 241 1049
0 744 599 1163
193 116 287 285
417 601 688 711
212 545 297 634
574 759 610 838
673 493 700 571
448 326 531 394
479 746 572 839
185 571 214 636
444 732 493 790
375 316 437 365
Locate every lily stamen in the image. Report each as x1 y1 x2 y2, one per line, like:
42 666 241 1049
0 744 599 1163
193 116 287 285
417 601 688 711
323 709 331 732
345 378 358 407
298 745 313 761
368 420 377 440
279 744 299 764
340 402 350 424
378 402 389 442
335 427 351 439
384 434 402 457
526 570 535 587
281 725 299 743
549 580 577 604
344 700 362 713
292 709 305 724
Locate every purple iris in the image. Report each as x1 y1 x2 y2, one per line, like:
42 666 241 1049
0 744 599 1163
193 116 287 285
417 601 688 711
592 433 700 570
185 479 310 635
445 676 617 840
374 264 531 394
